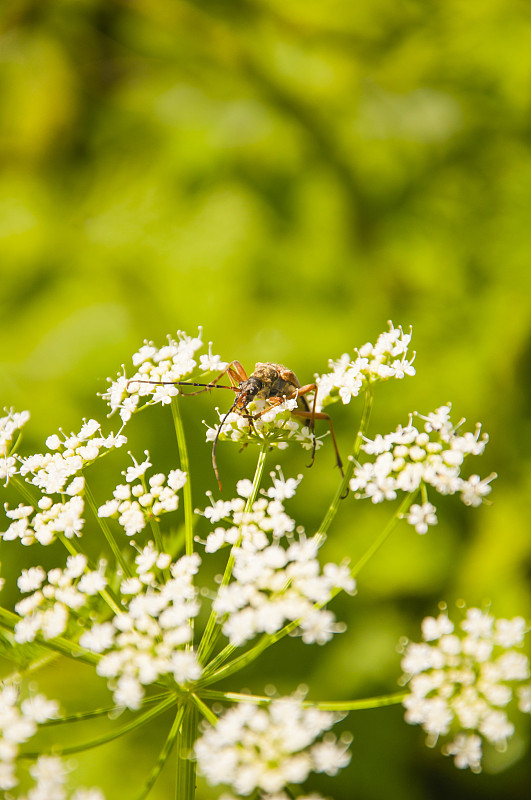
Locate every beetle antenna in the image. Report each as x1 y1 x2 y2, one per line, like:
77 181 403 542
127 379 239 395
212 400 238 492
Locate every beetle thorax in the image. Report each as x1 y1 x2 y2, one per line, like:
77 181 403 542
250 362 301 400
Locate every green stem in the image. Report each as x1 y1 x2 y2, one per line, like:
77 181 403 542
351 491 417 578
85 483 131 577
171 398 194 557
311 692 407 711
191 693 218 726
21 693 177 759
198 688 406 711
197 445 268 664
176 701 198 800
198 641 236 677
10 474 38 505
42 693 172 726
316 387 373 541
149 516 165 553
135 704 185 800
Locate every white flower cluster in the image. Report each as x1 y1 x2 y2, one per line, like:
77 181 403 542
205 397 321 455
18 418 126 496
80 546 202 709
103 328 227 423
3 495 85 546
16 754 105 800
201 475 301 553
315 322 415 410
401 606 531 772
195 695 351 797
0 685 58 791
0 409 30 482
97 452 187 537
14 554 106 644
350 404 495 529
201 476 355 646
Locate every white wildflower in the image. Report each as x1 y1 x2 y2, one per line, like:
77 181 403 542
349 405 493 516
315 322 415 410
0 685 58 791
402 605 531 771
86 549 202 708
205 474 351 647
98 456 184 536
195 695 349 796
406 502 438 534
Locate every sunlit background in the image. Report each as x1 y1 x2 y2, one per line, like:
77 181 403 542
1 1 531 798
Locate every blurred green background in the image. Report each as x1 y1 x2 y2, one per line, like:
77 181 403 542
1 0 531 798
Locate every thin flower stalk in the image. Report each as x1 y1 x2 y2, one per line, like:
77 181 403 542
198 688 407 712
135 704 185 800
84 483 131 577
176 702 198 800
171 398 194 557
20 693 177 759
197 444 268 665
316 386 373 541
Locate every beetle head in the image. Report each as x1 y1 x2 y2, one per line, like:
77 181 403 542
235 377 263 410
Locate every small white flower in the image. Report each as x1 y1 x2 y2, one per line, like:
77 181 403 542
79 623 116 653
444 734 482 772
17 566 46 593
78 571 107 595
167 468 187 491
267 471 302 501
494 617 528 648
460 473 496 507
421 613 454 641
236 479 254 498
124 453 152 482
171 651 202 684
45 434 62 450
20 695 59 723
406 502 438 534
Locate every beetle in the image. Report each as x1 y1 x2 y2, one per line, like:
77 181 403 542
128 360 342 491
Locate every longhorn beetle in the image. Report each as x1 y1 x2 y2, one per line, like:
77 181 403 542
128 361 343 491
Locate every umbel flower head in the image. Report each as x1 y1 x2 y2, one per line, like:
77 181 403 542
204 397 320 457
199 472 356 647
195 693 351 797
400 604 531 772
315 321 416 410
350 404 496 530
2 417 126 546
97 451 187 537
103 328 227 423
80 546 203 709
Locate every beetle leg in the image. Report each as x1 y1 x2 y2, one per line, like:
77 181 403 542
211 362 250 491
290 408 344 477
276 383 320 464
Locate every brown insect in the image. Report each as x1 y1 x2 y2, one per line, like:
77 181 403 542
128 361 343 491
